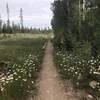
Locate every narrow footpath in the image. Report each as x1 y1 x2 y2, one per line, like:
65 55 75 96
35 41 81 100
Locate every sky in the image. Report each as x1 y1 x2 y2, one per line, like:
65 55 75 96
0 0 54 28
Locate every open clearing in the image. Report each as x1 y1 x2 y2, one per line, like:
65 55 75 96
0 33 49 64
0 33 51 40
0 33 48 100
0 34 97 100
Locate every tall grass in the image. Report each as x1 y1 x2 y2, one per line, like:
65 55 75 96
0 36 47 65
0 34 48 100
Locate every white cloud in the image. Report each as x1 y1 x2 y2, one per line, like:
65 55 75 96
0 0 54 28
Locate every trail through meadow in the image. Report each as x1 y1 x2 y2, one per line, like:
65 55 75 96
34 41 83 100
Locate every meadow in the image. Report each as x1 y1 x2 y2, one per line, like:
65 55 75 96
0 33 48 100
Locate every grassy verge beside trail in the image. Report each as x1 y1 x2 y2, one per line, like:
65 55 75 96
54 48 100 99
0 33 48 100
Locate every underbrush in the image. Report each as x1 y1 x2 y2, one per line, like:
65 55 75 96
54 49 100 99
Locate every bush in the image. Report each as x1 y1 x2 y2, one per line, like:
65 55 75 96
73 41 92 58
0 54 43 100
54 49 100 98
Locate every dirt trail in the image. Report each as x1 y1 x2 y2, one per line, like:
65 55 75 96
34 41 82 100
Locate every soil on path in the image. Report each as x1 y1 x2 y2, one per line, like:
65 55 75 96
35 41 82 100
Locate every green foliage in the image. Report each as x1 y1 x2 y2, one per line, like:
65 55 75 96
51 0 80 51
1 54 43 100
94 33 100 53
51 0 100 56
0 37 47 100
1 22 52 34
54 49 100 98
0 38 46 64
73 41 92 58
52 0 100 98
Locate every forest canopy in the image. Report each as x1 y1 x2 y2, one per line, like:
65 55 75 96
51 0 100 57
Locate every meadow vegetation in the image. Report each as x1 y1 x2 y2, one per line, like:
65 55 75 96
0 33 48 100
54 49 100 98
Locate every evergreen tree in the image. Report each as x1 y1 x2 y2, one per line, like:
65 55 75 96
51 0 100 56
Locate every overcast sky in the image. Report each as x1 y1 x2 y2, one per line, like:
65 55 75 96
0 0 54 28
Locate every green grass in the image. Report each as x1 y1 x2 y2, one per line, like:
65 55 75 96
0 33 48 100
0 33 48 65
0 33 51 40
0 38 43 64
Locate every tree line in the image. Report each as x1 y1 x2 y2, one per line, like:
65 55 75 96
51 0 100 57
0 3 52 35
